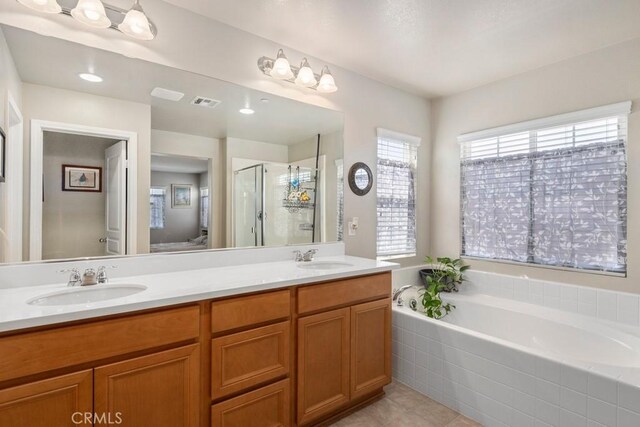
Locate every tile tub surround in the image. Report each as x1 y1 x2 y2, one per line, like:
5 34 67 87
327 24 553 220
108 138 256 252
393 266 640 328
392 307 640 427
0 243 397 332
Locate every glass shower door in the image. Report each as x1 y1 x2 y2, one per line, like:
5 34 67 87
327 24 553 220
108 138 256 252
233 165 263 247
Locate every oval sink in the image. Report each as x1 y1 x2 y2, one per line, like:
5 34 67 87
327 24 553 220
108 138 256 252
27 284 147 306
296 261 354 270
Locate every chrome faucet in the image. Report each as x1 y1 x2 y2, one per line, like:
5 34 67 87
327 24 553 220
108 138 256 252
60 268 82 287
97 265 117 284
293 249 318 262
392 285 415 306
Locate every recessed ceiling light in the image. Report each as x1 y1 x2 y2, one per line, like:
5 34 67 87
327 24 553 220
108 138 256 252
79 73 103 83
239 108 255 115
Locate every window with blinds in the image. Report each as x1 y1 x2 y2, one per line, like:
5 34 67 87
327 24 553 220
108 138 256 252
376 129 420 258
149 187 166 230
336 159 344 241
200 188 209 229
459 102 630 274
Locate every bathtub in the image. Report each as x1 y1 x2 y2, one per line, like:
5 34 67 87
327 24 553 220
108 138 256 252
392 291 640 427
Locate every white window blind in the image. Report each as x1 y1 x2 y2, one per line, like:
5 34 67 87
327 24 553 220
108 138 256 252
200 188 209 229
149 187 166 230
376 128 420 258
459 102 630 274
336 159 344 241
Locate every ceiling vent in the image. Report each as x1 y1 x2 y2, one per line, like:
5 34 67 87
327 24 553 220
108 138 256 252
190 96 221 109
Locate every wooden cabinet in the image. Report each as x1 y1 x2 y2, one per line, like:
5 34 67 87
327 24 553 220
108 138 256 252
94 344 200 427
211 321 290 399
0 370 92 427
211 379 290 427
350 298 392 400
297 308 351 425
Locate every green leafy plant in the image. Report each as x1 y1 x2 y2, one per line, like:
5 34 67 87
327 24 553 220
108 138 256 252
420 256 470 319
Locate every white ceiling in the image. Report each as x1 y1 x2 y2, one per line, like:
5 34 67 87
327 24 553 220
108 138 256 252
3 25 343 144
151 154 209 174
163 0 640 97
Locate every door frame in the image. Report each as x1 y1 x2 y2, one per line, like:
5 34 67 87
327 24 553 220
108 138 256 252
29 120 138 261
5 90 23 263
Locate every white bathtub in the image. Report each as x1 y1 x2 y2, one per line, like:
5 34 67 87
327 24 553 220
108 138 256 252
392 291 640 427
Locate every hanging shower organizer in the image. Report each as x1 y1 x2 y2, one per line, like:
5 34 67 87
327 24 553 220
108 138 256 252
282 165 317 213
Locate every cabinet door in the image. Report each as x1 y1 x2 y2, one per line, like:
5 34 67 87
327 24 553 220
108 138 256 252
297 307 350 425
211 379 290 427
0 370 92 427
350 298 392 400
94 344 199 427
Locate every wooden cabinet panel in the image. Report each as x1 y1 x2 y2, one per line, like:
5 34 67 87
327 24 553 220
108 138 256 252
0 370 92 427
297 308 350 425
211 321 290 399
0 305 200 382
350 299 391 399
211 290 290 333
94 344 199 427
297 273 391 314
211 379 290 427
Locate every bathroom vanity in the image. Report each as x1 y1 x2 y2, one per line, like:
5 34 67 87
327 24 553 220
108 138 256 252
0 259 392 427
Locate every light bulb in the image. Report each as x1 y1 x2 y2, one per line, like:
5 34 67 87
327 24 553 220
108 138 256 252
17 0 61 14
118 1 155 40
269 49 293 80
295 58 317 88
317 66 338 93
71 0 111 28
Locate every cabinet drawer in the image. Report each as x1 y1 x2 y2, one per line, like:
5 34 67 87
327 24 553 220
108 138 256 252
211 379 290 427
211 321 290 399
211 290 290 333
0 305 200 382
297 273 391 314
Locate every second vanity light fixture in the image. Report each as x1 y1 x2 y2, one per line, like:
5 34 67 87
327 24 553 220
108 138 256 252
17 0 156 41
258 49 338 93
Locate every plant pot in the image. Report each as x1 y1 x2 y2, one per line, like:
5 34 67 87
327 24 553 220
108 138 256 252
418 268 457 292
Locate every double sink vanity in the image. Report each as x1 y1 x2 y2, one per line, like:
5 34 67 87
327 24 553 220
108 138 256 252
0 250 395 427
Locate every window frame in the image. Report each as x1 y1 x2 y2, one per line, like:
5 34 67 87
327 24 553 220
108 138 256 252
458 102 631 276
375 128 421 260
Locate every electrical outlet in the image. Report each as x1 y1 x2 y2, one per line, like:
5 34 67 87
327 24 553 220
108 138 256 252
348 217 359 236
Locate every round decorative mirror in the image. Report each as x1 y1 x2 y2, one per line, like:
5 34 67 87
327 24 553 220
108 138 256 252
348 162 373 196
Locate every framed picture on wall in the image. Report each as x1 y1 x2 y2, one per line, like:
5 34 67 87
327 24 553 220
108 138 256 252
0 126 5 183
172 184 192 208
62 164 102 192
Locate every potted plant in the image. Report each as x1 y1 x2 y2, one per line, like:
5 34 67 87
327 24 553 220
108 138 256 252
419 256 469 319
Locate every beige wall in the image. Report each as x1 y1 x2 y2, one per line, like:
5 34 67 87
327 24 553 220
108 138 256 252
0 1 431 267
42 132 115 260
431 37 640 294
21 83 151 258
0 26 22 262
151 129 221 248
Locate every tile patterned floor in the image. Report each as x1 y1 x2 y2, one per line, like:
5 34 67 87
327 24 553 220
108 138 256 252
330 381 482 427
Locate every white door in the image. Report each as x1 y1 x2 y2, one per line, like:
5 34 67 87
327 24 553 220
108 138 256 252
105 141 127 255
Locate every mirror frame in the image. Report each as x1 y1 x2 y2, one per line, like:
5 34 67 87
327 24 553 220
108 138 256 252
348 162 373 196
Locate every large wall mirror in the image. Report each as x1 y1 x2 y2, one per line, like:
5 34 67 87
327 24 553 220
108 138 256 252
0 24 344 265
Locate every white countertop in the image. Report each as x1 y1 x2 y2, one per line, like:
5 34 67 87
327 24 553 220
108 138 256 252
0 255 397 333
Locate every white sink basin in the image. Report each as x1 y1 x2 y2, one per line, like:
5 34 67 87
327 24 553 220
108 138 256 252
27 284 147 306
296 261 354 270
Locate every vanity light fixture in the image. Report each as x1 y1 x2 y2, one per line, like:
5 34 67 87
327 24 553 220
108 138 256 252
16 0 157 41
71 0 111 28
17 0 61 14
118 0 154 41
79 72 103 82
258 49 338 93
239 108 255 115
